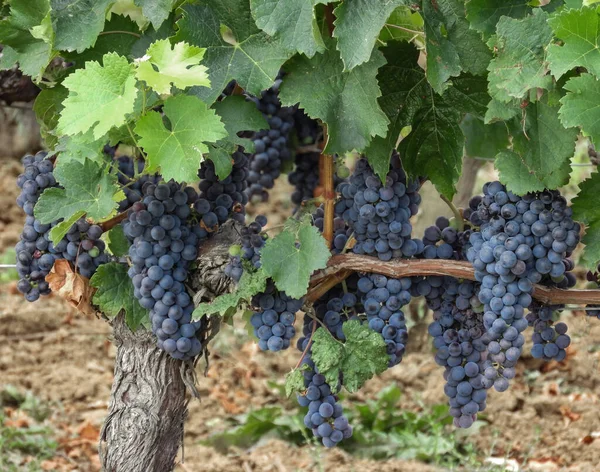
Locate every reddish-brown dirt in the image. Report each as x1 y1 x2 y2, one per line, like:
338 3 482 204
1 159 600 472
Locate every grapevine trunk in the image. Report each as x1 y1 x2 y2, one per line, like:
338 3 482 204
99 314 187 472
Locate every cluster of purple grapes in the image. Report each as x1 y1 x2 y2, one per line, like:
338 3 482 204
337 154 422 260
295 339 353 447
123 181 205 360
15 152 58 300
527 302 570 361
419 276 490 428
245 79 295 201
288 110 323 206
115 156 160 212
223 215 267 282
466 182 580 391
15 152 109 301
249 281 302 351
196 151 249 227
357 274 411 367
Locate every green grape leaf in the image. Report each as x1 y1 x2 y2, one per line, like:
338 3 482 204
209 95 268 178
135 94 227 183
487 10 553 102
460 114 509 159
250 0 331 58
368 43 488 197
192 269 268 319
109 0 148 29
49 211 85 244
173 2 294 105
212 95 268 150
260 220 330 299
133 0 175 28
279 45 389 155
90 262 148 330
333 0 408 71
496 99 577 194
379 6 424 43
572 171 600 268
34 159 123 227
136 39 210 95
423 0 491 93
285 367 307 398
0 0 53 79
559 73 600 146
33 85 68 148
548 6 600 80
64 15 141 68
312 320 389 393
58 53 138 139
55 131 111 166
105 225 130 257
484 97 522 123
465 0 531 37
50 0 115 52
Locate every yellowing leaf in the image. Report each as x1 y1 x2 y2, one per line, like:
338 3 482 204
136 39 210 95
58 53 138 139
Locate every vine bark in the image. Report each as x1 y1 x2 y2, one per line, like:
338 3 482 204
99 314 189 472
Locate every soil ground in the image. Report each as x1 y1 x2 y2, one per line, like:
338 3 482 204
1 158 600 472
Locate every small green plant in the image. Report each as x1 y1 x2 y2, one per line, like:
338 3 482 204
0 386 57 471
205 384 481 467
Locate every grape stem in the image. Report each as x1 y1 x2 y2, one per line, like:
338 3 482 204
294 308 318 370
440 194 464 232
320 125 335 249
306 255 600 305
99 211 130 232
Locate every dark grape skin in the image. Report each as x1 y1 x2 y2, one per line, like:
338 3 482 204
245 78 295 202
123 181 205 361
15 152 111 300
466 181 579 396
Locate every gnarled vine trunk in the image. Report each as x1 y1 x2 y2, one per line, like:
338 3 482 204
99 314 188 472
98 220 242 471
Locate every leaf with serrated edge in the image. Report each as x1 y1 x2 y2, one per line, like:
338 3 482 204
135 95 227 183
251 0 331 58
192 270 268 320
487 10 553 102
261 221 330 299
559 74 600 147
173 3 294 105
496 100 577 194
548 6 600 80
279 45 389 155
58 53 138 139
285 368 307 398
34 159 123 231
370 43 488 197
136 40 210 95
90 262 148 330
333 0 407 71
311 321 389 393
572 171 600 268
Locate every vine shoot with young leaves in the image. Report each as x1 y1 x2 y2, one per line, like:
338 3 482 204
3 0 600 469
